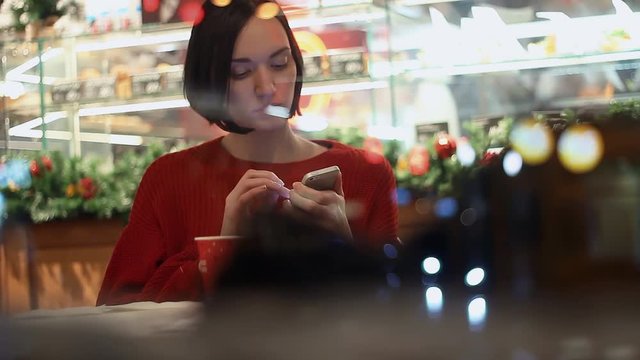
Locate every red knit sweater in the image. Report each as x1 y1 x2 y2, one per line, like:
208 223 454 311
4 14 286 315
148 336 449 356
97 137 398 305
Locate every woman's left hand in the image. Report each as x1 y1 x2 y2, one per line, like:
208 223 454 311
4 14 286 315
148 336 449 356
282 172 353 242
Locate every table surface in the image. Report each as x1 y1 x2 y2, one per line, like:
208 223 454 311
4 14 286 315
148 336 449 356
3 280 640 360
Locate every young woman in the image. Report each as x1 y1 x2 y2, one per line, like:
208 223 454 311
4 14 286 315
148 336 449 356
97 0 398 305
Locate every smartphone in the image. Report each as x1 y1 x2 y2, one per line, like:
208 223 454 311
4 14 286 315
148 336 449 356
301 165 341 191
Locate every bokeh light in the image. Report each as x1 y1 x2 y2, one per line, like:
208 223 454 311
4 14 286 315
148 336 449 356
255 2 281 19
459 208 477 226
1 159 32 189
467 297 487 330
465 267 485 286
425 286 444 317
395 188 412 206
422 257 441 275
212 0 232 7
510 119 554 165
383 244 398 259
293 114 328 132
414 197 432 215
557 123 604 174
434 197 458 219
503 150 523 177
386 273 401 288
456 138 476 166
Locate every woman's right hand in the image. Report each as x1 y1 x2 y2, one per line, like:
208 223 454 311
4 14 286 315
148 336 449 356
220 169 290 236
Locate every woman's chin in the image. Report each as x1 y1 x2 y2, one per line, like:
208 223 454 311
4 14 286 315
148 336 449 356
252 118 290 132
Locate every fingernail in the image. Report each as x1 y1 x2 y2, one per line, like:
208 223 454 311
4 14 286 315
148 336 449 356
281 188 290 199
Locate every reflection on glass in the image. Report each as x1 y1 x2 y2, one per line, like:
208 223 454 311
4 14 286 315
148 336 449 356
422 257 441 275
465 267 485 286
503 150 523 177
425 286 443 318
467 297 487 331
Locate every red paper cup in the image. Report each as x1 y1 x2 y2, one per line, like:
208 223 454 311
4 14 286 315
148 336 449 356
194 235 241 294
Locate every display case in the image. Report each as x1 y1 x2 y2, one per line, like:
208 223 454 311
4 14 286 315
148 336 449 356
1 0 640 158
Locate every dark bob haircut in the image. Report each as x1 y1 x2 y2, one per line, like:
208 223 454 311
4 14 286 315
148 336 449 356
183 0 304 134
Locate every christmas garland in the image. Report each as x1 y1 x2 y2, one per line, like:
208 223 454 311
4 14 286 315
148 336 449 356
0 143 165 223
2 99 637 224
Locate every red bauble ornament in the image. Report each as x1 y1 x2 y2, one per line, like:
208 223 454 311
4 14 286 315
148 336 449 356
29 160 41 177
434 133 457 159
41 156 53 171
480 151 499 166
407 145 430 176
78 177 98 200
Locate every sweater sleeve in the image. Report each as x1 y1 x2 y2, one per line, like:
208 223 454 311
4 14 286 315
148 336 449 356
96 159 202 305
365 159 400 247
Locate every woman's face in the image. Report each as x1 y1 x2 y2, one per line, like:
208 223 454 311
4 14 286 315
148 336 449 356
227 16 297 131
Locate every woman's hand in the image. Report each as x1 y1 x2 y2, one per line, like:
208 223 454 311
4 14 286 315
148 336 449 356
282 172 353 242
220 169 290 236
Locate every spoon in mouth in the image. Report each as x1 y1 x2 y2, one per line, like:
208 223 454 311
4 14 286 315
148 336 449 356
264 105 290 118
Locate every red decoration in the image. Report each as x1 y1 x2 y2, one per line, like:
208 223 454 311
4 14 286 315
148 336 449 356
480 151 499 166
29 160 41 177
41 156 53 171
143 0 160 13
179 2 202 23
434 133 457 159
407 145 430 176
78 177 98 200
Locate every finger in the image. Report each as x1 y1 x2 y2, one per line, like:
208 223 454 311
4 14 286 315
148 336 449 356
236 185 270 209
289 187 330 216
292 182 338 206
333 171 344 196
235 178 290 199
282 199 315 226
242 169 284 185
255 191 279 213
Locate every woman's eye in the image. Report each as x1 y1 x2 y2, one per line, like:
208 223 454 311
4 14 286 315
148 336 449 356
231 69 250 79
272 56 289 69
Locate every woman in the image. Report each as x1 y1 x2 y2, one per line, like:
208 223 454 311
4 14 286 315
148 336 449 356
97 0 398 305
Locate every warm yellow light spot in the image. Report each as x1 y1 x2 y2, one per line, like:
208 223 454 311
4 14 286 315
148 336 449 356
509 119 554 165
255 2 281 19
557 123 604 174
211 0 231 7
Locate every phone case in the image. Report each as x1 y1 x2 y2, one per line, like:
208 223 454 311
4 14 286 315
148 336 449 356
302 165 340 191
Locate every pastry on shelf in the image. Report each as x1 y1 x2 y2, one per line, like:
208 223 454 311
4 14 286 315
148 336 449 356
111 65 132 100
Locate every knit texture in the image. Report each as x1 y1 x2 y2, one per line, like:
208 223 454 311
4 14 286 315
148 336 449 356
97 137 398 305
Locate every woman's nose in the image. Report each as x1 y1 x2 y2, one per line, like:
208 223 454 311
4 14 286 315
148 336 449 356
254 66 276 97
